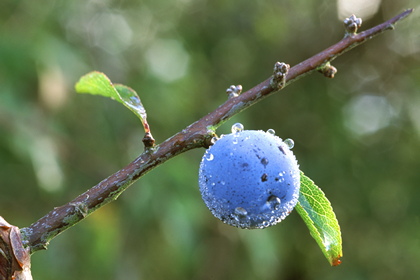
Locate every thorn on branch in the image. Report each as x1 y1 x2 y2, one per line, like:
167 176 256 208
226 85 243 98
318 62 338 78
344 14 362 35
270 62 290 90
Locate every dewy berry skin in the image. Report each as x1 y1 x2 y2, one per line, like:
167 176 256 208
199 123 300 229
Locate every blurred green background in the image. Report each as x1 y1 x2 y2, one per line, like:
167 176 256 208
1 0 419 279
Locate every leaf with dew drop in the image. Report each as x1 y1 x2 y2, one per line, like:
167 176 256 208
114 84 149 132
75 71 150 133
295 171 343 266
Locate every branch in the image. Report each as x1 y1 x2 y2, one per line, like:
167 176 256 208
20 9 413 254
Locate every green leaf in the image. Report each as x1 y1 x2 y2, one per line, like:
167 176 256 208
114 84 148 130
295 171 343 266
75 71 148 131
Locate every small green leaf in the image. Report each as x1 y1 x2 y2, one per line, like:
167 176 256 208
75 71 149 132
75 71 117 99
295 172 343 266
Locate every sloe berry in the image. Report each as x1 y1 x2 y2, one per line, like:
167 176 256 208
199 125 300 229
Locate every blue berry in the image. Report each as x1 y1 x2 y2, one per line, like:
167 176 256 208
199 124 300 229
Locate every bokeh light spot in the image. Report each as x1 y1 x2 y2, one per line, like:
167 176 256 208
343 94 395 137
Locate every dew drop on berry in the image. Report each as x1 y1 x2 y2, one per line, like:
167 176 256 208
205 153 214 161
234 207 248 216
266 128 276 135
284 138 295 149
231 123 244 133
261 157 269 166
233 207 249 225
266 195 281 210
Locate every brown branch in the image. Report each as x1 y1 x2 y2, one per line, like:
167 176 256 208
20 9 413 254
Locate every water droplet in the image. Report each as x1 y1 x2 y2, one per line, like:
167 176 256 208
220 181 226 185
267 128 276 135
233 207 249 224
261 157 269 166
205 153 214 161
232 137 238 144
284 138 294 149
210 136 218 145
275 175 285 182
323 236 333 251
266 195 281 210
231 123 244 133
234 207 247 216
262 221 270 227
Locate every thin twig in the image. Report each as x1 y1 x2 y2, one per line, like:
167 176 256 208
21 9 413 254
